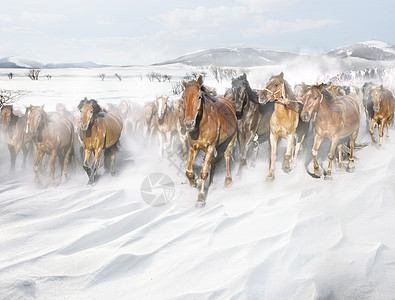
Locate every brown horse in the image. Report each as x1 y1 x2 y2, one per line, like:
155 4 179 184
229 74 272 176
78 99 123 184
120 99 143 136
368 85 395 146
1 105 32 172
173 98 188 160
182 75 237 207
301 84 361 179
155 95 178 159
25 105 74 183
260 72 301 181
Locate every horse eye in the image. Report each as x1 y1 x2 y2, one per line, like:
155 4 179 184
274 83 278 87
313 97 318 101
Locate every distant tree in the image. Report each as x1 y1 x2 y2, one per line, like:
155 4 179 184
171 82 184 95
115 73 122 81
46 74 52 80
7 72 13 80
0 89 26 108
26 69 40 80
99 73 105 81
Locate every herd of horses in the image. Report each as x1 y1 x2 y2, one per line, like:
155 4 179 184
1 72 394 207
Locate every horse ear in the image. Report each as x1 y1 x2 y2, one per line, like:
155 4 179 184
197 75 203 87
279 72 284 79
318 83 325 90
182 81 187 88
241 73 247 80
41 104 45 109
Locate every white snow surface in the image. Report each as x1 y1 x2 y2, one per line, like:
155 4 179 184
0 64 395 299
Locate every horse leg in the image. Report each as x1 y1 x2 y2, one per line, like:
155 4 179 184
8 144 16 173
33 149 45 184
337 144 343 168
347 130 358 173
108 145 117 175
197 145 216 207
165 131 172 154
236 133 247 177
180 134 188 161
292 134 305 170
250 138 259 168
312 134 324 177
284 133 295 172
266 132 278 181
386 120 391 141
158 131 164 160
89 148 102 184
83 148 92 178
378 118 385 147
325 137 339 180
62 140 74 180
369 118 377 143
224 134 237 187
186 146 199 188
50 149 58 183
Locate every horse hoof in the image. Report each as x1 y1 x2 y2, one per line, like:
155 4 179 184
386 136 390 141
346 166 355 173
195 201 206 208
324 175 333 180
314 169 322 177
266 174 274 182
225 177 232 187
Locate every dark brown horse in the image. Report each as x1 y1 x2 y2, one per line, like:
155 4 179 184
25 105 74 183
182 75 237 207
301 84 360 179
260 72 301 181
368 85 395 146
78 99 123 184
229 73 272 176
1 105 31 172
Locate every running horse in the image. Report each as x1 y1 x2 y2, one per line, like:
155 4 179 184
301 84 361 179
368 85 395 147
182 75 237 207
25 105 74 184
260 72 301 181
1 105 32 172
230 73 272 176
78 99 123 184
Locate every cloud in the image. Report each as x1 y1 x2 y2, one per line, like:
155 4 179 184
0 15 12 23
1 26 41 34
152 6 249 30
245 17 341 37
236 0 300 12
96 16 111 26
21 11 68 24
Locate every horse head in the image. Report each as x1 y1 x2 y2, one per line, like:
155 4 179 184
182 75 204 132
25 105 45 136
1 105 12 131
156 95 169 120
231 73 249 119
371 86 383 113
78 98 101 131
264 72 286 102
301 84 324 122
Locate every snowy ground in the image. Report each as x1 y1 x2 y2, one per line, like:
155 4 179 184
0 65 395 299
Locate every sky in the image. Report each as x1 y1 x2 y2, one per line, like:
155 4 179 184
0 0 394 65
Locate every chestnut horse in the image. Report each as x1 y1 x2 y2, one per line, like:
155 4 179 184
368 85 395 146
78 99 123 184
1 105 32 172
230 73 272 176
261 72 301 181
25 105 74 183
301 84 361 179
182 76 237 207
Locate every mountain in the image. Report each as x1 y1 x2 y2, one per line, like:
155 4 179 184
0 56 110 69
154 48 299 67
327 40 395 61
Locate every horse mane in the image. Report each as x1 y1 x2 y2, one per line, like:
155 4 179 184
281 78 300 111
232 74 259 103
77 98 102 115
321 88 344 114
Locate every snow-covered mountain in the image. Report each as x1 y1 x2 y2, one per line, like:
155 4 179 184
0 56 110 69
328 40 395 60
154 48 299 67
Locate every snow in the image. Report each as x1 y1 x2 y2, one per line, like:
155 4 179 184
0 63 395 299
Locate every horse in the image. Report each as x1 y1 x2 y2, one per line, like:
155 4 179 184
368 85 395 146
78 99 123 184
301 84 361 179
230 73 272 176
182 75 237 207
25 105 74 184
142 101 157 145
155 95 178 160
362 82 379 127
1 105 32 172
173 98 188 160
260 72 301 181
119 99 143 136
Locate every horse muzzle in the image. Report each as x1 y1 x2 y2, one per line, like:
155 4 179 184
301 113 311 122
184 120 196 132
373 105 380 113
80 124 89 131
236 111 243 119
